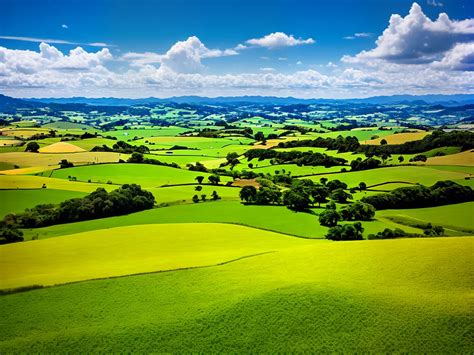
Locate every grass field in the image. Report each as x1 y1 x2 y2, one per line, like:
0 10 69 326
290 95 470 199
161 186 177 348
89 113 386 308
0 152 124 167
363 131 430 145
0 189 86 218
308 165 471 188
1 236 472 352
425 150 474 166
20 200 423 241
1 223 310 289
50 163 233 186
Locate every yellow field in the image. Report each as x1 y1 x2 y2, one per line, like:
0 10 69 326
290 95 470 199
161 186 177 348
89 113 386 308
425 150 474 166
363 132 430 145
0 139 23 146
38 142 86 153
0 151 125 166
0 223 310 289
0 128 51 138
0 165 58 175
0 174 115 193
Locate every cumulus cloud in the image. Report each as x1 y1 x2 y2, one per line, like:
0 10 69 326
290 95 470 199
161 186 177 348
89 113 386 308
246 32 315 48
0 36 113 47
123 36 237 73
343 3 474 64
62 24 69 29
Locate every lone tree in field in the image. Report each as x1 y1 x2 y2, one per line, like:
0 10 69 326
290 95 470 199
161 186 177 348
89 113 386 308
240 185 257 203
359 182 367 191
311 185 329 207
398 156 404 163
195 185 202 191
25 141 40 153
201 194 207 201
254 131 265 141
128 152 144 163
192 194 200 203
380 139 388 145
211 190 221 200
195 176 205 184
59 159 74 169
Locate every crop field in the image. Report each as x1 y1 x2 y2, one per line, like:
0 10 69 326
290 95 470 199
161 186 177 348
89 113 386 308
1 236 472 352
0 151 124 167
425 150 474 166
363 131 430 145
38 142 86 153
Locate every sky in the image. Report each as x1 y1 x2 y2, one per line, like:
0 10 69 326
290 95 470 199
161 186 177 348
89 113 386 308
0 0 473 98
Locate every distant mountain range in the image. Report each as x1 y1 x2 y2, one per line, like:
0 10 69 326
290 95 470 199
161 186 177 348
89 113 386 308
1 93 474 110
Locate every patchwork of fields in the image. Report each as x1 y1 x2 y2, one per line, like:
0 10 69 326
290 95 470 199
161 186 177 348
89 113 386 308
1 114 473 352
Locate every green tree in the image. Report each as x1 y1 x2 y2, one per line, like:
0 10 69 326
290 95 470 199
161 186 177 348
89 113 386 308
195 176 205 184
25 141 40 153
254 131 265 141
311 185 329 207
239 185 257 203
359 182 367 191
318 209 341 227
208 175 220 185
127 152 144 163
192 195 200 203
283 189 310 210
330 188 352 203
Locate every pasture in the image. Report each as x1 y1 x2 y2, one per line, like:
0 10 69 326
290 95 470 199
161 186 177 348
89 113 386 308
0 151 124 167
1 236 472 352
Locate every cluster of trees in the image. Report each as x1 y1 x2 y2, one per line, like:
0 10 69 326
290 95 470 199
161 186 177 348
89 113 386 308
92 140 150 154
276 135 360 153
195 175 221 185
367 224 444 240
1 184 155 231
350 157 381 171
192 190 221 203
244 149 347 168
318 201 375 227
25 141 40 152
325 222 364 241
239 182 282 205
362 181 474 209
127 152 179 168
357 130 474 156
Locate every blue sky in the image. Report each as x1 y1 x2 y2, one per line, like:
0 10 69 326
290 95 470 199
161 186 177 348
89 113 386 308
0 0 473 98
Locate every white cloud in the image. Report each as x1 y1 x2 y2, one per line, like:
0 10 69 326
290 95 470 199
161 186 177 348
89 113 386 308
260 67 276 72
343 2 474 64
246 32 315 48
62 24 68 29
0 36 113 47
278 57 287 61
427 0 443 7
296 61 302 65
122 36 237 73
432 42 474 71
326 61 338 68
344 32 373 40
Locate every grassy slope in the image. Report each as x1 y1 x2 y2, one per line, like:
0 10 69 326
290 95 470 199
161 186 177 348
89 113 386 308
21 201 422 241
1 223 310 289
0 189 86 218
50 163 233 186
1 237 472 352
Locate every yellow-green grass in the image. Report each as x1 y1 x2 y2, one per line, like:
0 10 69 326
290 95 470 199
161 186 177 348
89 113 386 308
20 200 422 241
308 165 470 188
50 163 232 187
363 131 430 145
145 153 220 167
0 151 125 167
136 136 254 150
0 223 310 289
42 121 94 130
378 202 474 235
0 162 16 171
0 175 116 193
0 189 87 218
0 127 51 138
425 149 474 166
105 127 189 139
152 145 250 158
38 142 86 153
0 165 57 175
61 137 117 151
0 138 23 147
149 185 240 204
250 162 343 176
1 237 472 352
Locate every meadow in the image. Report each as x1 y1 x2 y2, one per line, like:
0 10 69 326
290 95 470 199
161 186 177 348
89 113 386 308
1 236 472 352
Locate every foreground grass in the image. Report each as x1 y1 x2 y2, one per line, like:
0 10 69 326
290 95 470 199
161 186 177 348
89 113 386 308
1 237 472 352
1 223 309 289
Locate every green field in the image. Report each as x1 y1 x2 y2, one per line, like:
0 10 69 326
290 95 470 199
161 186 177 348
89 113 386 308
0 189 86 218
50 163 233 187
1 236 472 352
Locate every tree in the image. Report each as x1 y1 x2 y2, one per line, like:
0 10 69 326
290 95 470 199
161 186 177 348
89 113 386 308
127 152 144 163
248 163 254 169
325 223 364 241
25 142 40 153
340 201 375 221
398 156 404 163
211 190 221 200
256 186 282 205
208 175 220 185
359 182 367 191
380 139 388 145
192 195 200 203
319 209 341 227
311 185 329 207
240 185 257 203
326 179 347 192
226 152 240 168
0 226 24 244
330 188 352 203
195 185 202 191
254 131 265 141
195 176 204 184
59 159 74 169
320 177 328 185
282 189 310 210
201 194 207 201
